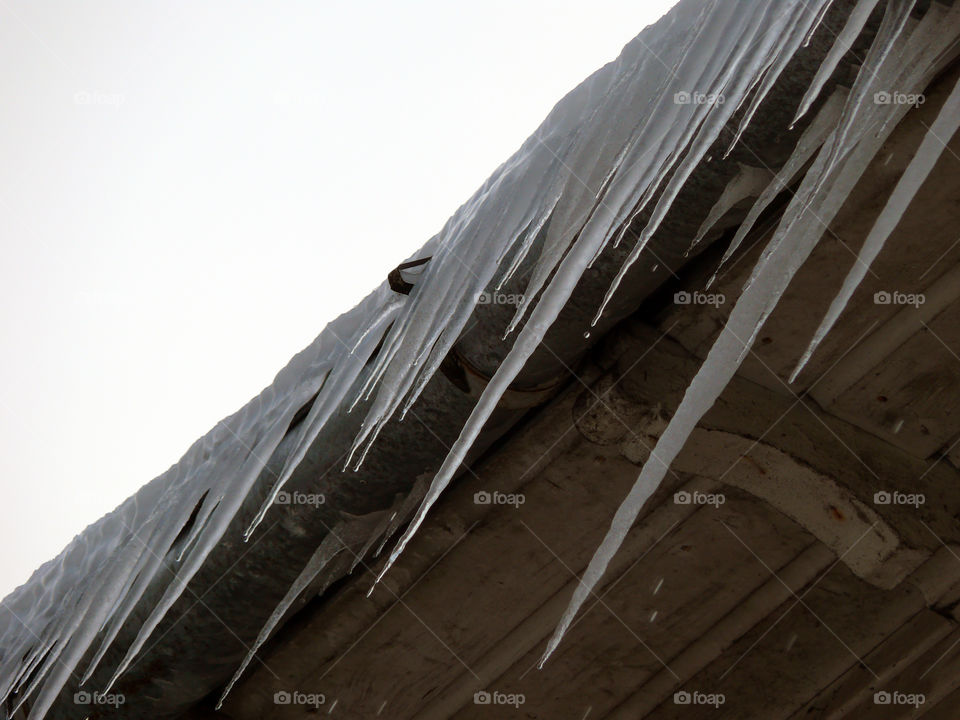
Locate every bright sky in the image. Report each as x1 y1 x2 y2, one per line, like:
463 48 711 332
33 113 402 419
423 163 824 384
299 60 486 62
0 0 676 599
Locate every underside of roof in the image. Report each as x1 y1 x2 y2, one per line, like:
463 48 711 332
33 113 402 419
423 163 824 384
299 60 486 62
5 1 960 718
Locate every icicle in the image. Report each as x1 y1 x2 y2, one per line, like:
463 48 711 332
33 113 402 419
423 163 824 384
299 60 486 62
593 0 832 327
347 187 532 467
793 0 882 125
792 67 960 380
707 89 847 287
603 0 773 256
542 151 844 670
215 523 363 709
803 0 838 47
817 0 917 184
757 0 955 305
21 521 153 720
244 301 401 539
372 476 430 559
540 1 929 667
347 508 400 575
510 0 754 336
81 487 217 683
95 293 397 695
624 0 820 239
495 190 563 297
725 0 830 155
688 165 774 251
106 407 328 690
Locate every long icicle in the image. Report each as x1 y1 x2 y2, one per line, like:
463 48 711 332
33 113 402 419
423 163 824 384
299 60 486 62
792 0 882 125
540 4 931 667
792 73 960 381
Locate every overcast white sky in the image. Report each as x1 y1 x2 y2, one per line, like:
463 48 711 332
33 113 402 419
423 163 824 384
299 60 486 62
0 0 676 599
